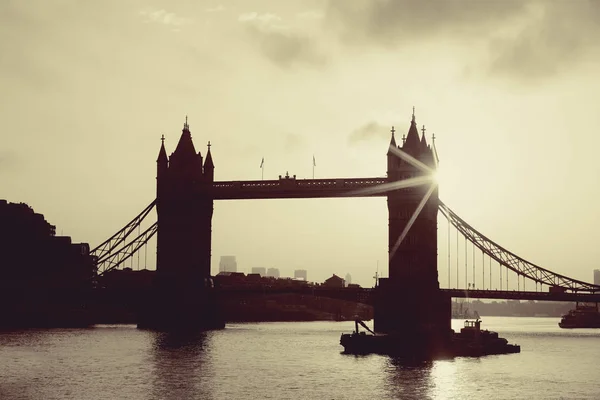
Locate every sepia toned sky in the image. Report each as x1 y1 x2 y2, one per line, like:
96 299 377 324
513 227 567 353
2 0 600 288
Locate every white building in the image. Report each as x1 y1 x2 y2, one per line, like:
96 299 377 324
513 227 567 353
219 256 237 273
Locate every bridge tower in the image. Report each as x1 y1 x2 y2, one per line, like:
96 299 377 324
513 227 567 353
140 118 223 330
374 110 451 342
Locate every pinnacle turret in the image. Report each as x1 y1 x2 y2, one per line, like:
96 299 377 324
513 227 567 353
157 135 168 164
204 141 214 181
403 107 421 151
420 125 428 150
172 116 197 160
387 126 397 155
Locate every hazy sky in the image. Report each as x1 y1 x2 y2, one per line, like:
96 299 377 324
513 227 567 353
2 0 600 288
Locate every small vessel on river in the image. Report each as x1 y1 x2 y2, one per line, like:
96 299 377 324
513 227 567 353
340 318 520 358
558 303 600 328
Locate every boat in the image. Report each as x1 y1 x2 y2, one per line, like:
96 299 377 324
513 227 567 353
558 303 600 328
340 318 520 358
450 319 520 357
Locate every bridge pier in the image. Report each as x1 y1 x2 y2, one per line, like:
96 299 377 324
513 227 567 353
374 279 452 351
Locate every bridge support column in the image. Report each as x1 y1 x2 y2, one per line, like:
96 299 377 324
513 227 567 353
374 279 451 354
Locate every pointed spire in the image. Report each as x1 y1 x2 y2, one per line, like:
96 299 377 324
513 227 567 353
387 126 397 154
204 141 214 181
404 107 421 150
157 134 168 163
204 141 214 169
420 124 428 149
173 116 196 158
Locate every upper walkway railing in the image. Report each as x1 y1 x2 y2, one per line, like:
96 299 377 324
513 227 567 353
211 177 388 199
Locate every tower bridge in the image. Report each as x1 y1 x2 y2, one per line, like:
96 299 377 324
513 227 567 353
91 110 600 331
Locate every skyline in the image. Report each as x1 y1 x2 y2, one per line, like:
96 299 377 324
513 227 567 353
2 0 600 287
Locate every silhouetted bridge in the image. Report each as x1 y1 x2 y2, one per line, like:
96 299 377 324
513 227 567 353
212 176 388 199
219 286 600 305
89 117 600 310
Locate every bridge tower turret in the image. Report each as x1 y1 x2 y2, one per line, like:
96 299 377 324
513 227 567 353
145 117 222 330
155 117 214 280
386 126 397 180
157 135 168 197
375 108 449 339
204 142 214 182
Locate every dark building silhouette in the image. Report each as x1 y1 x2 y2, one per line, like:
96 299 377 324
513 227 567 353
156 118 214 282
374 110 450 335
140 118 223 330
0 199 95 327
324 274 345 288
294 269 308 281
0 200 95 289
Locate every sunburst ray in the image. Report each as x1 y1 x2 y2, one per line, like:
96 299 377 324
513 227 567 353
389 182 437 261
388 145 434 175
345 175 433 197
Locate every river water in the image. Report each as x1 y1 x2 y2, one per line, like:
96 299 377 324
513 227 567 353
0 317 599 400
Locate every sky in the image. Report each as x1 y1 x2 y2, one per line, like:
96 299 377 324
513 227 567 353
2 0 600 288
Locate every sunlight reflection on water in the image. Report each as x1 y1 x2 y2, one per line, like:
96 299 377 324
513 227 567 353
0 318 599 399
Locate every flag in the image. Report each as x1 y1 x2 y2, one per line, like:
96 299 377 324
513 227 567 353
313 155 316 167
260 157 264 168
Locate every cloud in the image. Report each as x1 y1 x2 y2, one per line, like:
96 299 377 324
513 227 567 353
0 151 18 172
206 5 226 13
139 9 191 27
283 133 305 152
324 0 600 81
348 121 390 144
238 12 326 68
296 11 324 20
238 12 282 25
485 1 600 81
326 0 527 47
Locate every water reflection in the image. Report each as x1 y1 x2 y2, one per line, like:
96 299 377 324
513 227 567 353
150 331 213 400
383 357 435 399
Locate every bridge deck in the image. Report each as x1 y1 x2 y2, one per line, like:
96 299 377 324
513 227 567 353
221 286 600 303
442 289 600 302
211 177 388 199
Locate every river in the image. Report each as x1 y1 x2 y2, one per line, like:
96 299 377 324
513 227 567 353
1 317 599 399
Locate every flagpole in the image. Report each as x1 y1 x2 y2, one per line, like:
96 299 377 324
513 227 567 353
312 155 315 179
260 157 264 180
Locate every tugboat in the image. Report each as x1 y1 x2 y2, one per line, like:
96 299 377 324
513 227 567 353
340 318 520 358
558 303 600 328
451 319 520 357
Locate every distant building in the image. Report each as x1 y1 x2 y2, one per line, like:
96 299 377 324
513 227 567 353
324 274 345 288
266 268 280 278
594 269 600 285
294 269 307 281
252 267 267 276
345 273 352 287
219 256 237 273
